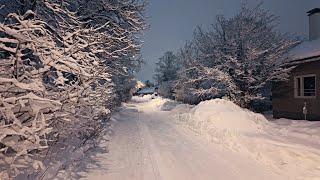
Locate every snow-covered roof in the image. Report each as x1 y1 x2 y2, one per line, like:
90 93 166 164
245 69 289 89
288 39 320 61
136 87 155 94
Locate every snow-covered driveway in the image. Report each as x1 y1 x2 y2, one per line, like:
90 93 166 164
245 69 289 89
81 98 284 180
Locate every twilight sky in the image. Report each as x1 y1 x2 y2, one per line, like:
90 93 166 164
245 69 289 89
136 0 320 82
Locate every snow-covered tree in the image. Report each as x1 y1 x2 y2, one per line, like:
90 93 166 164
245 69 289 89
154 51 180 98
175 66 236 104
173 41 237 104
174 4 299 110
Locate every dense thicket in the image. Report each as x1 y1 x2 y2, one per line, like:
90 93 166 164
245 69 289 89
156 5 299 111
0 0 146 178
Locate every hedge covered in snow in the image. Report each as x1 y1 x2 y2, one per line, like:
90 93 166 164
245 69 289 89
0 1 146 178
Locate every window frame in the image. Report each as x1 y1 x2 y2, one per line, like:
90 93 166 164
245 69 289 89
294 74 317 99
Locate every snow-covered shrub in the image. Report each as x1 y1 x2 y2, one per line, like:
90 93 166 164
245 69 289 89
175 67 236 104
0 10 66 178
0 0 146 178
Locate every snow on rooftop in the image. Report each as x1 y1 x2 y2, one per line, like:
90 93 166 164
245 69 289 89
288 38 320 61
136 87 155 94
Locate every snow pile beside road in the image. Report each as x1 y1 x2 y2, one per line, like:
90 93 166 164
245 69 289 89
167 98 320 179
131 95 153 102
192 99 266 134
172 99 266 143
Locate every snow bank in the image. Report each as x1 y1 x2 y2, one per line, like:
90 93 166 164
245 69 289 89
131 95 153 102
191 99 266 134
171 99 267 145
165 98 320 179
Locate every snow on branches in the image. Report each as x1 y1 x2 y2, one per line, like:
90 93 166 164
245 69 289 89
0 0 146 178
173 4 299 110
175 66 236 104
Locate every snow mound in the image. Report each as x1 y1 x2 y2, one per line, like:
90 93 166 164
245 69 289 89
172 99 266 138
170 98 320 179
191 99 266 134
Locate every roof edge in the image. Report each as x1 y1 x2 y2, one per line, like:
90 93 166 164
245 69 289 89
307 8 320 16
283 55 320 67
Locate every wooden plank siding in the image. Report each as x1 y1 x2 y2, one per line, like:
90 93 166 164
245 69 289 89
272 60 320 120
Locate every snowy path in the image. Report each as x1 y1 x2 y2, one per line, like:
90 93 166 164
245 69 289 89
80 99 284 180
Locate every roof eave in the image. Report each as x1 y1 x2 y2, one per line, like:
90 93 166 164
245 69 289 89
307 8 320 16
283 55 320 67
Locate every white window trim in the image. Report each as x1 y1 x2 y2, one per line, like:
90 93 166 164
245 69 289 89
294 74 317 99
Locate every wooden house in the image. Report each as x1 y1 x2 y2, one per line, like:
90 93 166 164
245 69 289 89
272 8 320 120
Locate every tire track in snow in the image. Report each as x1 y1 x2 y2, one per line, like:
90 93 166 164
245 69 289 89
137 108 161 180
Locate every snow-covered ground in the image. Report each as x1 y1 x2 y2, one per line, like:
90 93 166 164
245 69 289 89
169 98 320 180
81 96 320 180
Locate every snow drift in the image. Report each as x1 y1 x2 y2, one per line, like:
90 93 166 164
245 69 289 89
171 99 267 143
150 98 320 179
189 99 265 134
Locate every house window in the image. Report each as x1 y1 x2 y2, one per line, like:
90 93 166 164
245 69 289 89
294 75 316 98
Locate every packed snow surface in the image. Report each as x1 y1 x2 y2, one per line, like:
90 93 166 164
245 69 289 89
81 96 320 180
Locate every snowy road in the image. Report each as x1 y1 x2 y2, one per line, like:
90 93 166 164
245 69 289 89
81 99 284 180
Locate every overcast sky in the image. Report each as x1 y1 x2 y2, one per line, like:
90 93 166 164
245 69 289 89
136 0 320 82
